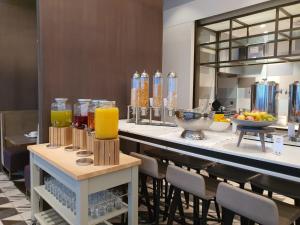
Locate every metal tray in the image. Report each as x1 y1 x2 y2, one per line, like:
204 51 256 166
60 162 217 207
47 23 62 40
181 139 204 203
76 158 93 166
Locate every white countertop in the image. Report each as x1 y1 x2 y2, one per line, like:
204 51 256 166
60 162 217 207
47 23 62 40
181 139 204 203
119 120 300 181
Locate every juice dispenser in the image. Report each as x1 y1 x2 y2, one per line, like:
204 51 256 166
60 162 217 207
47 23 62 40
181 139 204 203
88 100 107 131
152 71 163 117
51 98 72 127
167 72 178 116
74 99 91 129
95 101 119 139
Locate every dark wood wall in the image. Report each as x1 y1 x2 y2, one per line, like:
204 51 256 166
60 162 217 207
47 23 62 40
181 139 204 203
0 0 38 110
38 0 162 141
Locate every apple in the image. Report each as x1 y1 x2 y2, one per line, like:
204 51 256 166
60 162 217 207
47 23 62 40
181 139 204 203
237 115 246 120
246 116 254 121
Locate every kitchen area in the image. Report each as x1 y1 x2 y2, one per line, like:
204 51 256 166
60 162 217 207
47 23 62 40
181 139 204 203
2 0 300 225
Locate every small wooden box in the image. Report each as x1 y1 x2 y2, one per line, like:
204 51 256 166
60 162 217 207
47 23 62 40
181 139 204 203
49 127 72 147
93 138 120 166
72 128 87 149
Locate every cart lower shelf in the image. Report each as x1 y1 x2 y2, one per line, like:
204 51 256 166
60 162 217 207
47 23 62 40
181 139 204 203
34 185 128 225
35 209 113 225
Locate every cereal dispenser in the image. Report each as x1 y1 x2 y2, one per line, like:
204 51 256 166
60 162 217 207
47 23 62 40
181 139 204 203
139 71 149 111
134 71 150 124
127 72 140 123
150 71 163 119
166 72 178 117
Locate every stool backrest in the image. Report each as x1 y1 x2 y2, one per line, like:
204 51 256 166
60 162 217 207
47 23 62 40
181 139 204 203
216 182 279 225
130 152 159 178
166 165 206 199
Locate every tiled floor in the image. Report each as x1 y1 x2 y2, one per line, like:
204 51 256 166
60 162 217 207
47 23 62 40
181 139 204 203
0 172 294 225
0 173 31 225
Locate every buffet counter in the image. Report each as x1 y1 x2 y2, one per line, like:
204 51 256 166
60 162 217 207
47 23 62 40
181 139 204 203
28 144 140 225
119 120 300 182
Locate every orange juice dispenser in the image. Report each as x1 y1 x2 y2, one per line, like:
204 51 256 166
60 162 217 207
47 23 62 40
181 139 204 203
51 98 72 127
88 100 104 131
95 101 119 139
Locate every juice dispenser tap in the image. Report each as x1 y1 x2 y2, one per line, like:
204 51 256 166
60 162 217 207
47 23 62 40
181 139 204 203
127 71 140 123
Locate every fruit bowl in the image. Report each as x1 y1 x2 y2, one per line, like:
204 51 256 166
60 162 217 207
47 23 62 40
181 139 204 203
232 111 276 128
232 119 275 128
209 121 231 132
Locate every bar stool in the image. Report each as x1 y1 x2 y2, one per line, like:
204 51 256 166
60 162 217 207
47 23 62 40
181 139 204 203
216 182 300 225
166 165 220 225
144 148 215 213
206 164 259 188
250 174 300 225
130 152 166 224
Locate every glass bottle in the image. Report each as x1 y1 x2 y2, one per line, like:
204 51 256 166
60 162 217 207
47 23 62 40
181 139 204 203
87 100 105 131
73 99 91 129
130 72 140 107
51 98 72 127
95 101 119 139
139 71 149 108
167 72 178 109
153 71 163 108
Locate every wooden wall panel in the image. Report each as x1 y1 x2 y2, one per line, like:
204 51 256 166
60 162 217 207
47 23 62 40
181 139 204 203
38 0 162 141
0 0 37 110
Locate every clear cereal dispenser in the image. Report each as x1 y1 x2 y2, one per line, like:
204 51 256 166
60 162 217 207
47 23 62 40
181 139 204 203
138 71 150 116
127 72 140 123
152 71 163 118
167 72 178 116
130 72 140 108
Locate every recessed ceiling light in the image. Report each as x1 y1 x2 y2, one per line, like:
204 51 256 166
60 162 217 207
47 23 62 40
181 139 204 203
263 31 268 34
260 24 266 28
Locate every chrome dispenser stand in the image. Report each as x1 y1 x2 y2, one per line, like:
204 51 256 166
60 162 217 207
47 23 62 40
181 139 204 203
135 107 150 125
290 123 300 142
127 105 137 123
161 107 177 127
149 107 164 125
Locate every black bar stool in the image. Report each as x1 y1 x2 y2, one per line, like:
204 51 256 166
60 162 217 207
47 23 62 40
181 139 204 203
130 152 166 224
251 174 300 225
216 182 300 225
166 165 220 225
206 164 259 188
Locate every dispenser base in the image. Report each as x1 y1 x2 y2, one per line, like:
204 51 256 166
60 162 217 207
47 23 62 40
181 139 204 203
289 136 300 142
181 130 205 140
